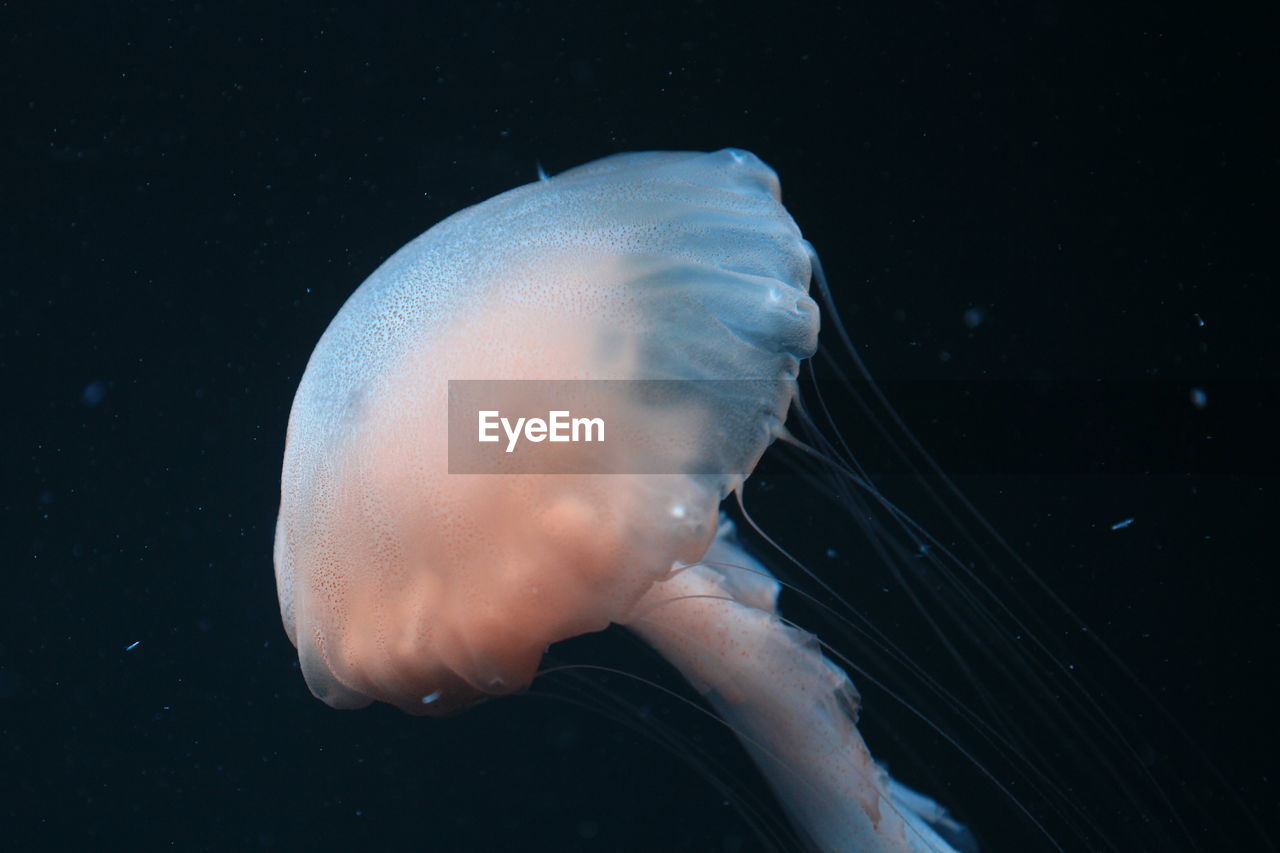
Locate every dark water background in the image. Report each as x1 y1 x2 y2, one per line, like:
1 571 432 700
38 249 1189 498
4 1 1276 850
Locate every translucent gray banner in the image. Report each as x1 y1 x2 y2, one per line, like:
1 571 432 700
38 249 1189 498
447 379 796 475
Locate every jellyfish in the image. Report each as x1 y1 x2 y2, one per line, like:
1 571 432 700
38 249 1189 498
273 149 966 851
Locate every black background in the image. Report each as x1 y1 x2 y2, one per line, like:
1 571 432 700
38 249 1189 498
4 1 1276 851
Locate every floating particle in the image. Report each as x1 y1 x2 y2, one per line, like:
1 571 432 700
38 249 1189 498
81 380 107 406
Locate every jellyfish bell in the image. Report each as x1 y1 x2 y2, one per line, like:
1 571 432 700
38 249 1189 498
274 149 815 709
274 148 963 851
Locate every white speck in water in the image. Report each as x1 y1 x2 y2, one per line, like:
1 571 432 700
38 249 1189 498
420 689 443 705
1111 518 1134 531
1190 388 1208 409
